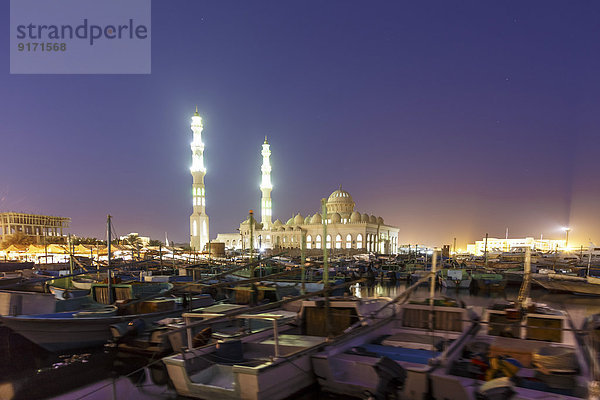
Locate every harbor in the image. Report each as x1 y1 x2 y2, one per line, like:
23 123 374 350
2 244 600 399
2 278 600 400
3 1 600 399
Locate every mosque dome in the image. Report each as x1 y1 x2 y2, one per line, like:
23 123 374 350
350 211 361 223
286 217 294 226
369 215 377 224
331 212 341 224
377 216 384 225
294 213 304 225
311 213 322 224
326 186 355 214
361 213 370 223
273 219 283 226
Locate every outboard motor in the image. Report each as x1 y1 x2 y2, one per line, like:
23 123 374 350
373 356 407 400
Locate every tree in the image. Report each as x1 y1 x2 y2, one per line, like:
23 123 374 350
0 232 35 248
72 236 103 245
124 234 142 260
149 239 163 246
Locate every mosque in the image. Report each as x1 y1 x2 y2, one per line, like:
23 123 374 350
188 110 399 254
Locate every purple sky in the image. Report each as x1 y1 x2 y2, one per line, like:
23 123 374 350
1 1 599 248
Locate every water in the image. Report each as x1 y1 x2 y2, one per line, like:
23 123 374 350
2 282 600 400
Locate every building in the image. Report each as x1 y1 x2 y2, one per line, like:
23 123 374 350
215 140 399 254
119 233 151 247
465 237 567 255
0 212 70 244
189 108 210 251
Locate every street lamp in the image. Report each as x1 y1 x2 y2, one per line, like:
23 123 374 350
562 227 571 250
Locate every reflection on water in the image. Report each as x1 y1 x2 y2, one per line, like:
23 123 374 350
353 281 600 327
2 282 600 399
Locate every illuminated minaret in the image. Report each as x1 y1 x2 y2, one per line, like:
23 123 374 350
260 137 272 227
189 107 209 251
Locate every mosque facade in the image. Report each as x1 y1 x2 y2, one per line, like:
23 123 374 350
215 140 399 254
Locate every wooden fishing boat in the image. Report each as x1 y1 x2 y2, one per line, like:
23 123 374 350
438 268 472 289
1 282 212 352
311 299 478 399
48 277 90 300
535 274 600 296
472 272 507 291
162 296 391 400
429 302 594 400
0 272 23 289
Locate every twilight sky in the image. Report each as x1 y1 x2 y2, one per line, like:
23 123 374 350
1 1 599 248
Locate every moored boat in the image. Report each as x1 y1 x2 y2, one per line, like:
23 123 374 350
429 302 594 400
472 272 507 291
311 298 478 399
438 268 472 289
1 281 213 352
162 296 391 400
535 274 600 296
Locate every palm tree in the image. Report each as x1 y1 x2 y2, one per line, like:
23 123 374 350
0 232 35 249
125 234 142 260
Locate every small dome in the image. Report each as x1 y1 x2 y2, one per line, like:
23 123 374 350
369 215 377 224
361 213 370 223
331 212 341 224
350 211 361 223
311 213 322 224
273 219 283 226
286 217 294 226
294 213 304 225
377 216 384 225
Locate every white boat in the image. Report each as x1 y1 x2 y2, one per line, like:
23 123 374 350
536 273 600 296
1 285 213 352
429 303 594 400
311 299 478 399
162 296 391 400
439 269 472 289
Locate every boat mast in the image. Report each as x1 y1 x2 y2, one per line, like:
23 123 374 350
484 233 489 267
588 241 593 277
249 210 254 266
321 198 331 337
107 214 113 304
301 230 306 295
429 249 437 307
517 247 531 308
68 234 74 275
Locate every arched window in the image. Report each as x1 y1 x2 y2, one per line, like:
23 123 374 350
346 234 352 249
193 220 197 236
226 240 230 246
306 235 312 249
316 234 322 249
335 234 342 249
357 233 363 249
326 234 332 249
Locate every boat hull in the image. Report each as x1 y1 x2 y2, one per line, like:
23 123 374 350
1 308 184 352
441 278 472 289
537 279 600 296
475 279 507 291
48 285 90 300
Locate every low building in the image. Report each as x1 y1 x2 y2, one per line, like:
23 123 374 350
119 233 151 247
0 212 70 244
465 237 567 255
